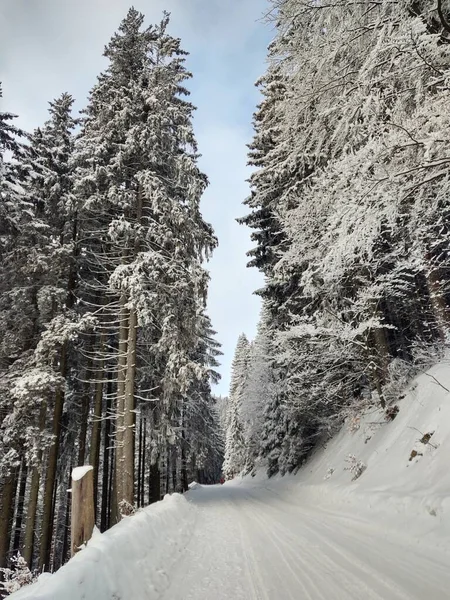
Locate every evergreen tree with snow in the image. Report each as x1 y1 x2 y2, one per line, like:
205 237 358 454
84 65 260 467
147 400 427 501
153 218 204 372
1 90 82 571
223 334 250 479
75 9 217 516
240 0 450 475
0 84 44 571
0 552 37 595
27 92 81 571
0 9 219 573
240 307 276 472
183 313 224 485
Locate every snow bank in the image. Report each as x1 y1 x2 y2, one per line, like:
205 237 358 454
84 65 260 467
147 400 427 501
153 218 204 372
240 360 450 549
9 493 195 600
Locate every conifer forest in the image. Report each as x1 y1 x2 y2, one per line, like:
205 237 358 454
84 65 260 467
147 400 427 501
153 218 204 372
0 10 222 576
3 0 450 587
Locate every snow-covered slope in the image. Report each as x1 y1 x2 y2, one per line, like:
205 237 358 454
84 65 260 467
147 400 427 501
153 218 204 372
9 494 195 600
254 359 450 547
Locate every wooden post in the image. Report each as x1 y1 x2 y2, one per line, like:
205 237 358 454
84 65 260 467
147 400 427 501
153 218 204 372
71 466 95 556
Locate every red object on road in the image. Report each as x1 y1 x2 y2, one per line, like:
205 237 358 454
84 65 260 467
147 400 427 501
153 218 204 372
220 477 225 485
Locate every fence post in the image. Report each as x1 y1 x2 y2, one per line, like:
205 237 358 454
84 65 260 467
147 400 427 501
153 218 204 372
71 466 95 556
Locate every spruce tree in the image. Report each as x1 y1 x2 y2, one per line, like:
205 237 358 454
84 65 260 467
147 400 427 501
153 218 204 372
183 313 223 485
75 9 217 516
240 307 275 472
0 84 39 571
223 334 250 479
26 92 80 572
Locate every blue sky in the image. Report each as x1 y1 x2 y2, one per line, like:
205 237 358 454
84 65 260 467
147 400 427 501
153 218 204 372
0 0 273 395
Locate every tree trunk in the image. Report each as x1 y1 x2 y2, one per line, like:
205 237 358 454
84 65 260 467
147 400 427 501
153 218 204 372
78 346 95 468
23 402 46 567
61 478 71 566
148 461 161 505
122 308 137 514
368 301 390 409
165 446 170 495
77 382 91 467
108 444 116 528
71 467 95 556
114 184 143 518
172 454 177 494
12 459 27 554
89 341 105 516
114 293 129 521
373 325 390 375
0 469 19 570
39 342 68 571
23 467 39 568
137 415 143 508
181 429 189 493
100 379 113 532
49 477 58 571
140 419 146 507
51 480 65 571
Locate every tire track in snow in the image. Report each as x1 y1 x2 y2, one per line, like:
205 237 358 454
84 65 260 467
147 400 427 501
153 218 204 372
160 483 450 600
221 491 299 600
237 513 270 600
252 486 450 598
236 510 299 600
235 494 323 600
235 489 391 600
232 488 435 600
219 492 269 600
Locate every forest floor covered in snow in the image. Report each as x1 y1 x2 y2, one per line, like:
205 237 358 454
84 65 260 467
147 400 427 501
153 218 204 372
10 360 450 599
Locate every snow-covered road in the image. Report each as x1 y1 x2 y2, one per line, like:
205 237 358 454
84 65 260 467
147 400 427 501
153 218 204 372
162 481 450 600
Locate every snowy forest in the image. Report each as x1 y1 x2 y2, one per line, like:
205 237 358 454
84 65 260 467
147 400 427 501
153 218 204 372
0 9 223 579
3 0 450 591
224 0 450 478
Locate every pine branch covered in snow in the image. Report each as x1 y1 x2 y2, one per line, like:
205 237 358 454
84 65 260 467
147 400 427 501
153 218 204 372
0 553 38 595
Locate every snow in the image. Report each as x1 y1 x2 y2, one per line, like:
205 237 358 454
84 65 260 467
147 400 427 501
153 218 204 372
163 482 450 599
71 466 93 482
280 359 450 547
163 361 450 599
10 361 450 599
8 494 195 600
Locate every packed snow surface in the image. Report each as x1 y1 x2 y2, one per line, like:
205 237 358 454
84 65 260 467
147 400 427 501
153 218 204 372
164 480 450 600
10 361 450 599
